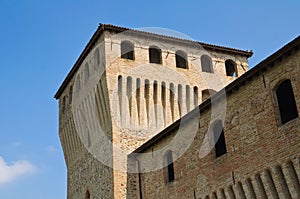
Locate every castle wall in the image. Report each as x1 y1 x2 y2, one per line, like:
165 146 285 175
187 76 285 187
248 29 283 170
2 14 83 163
57 28 251 199
58 33 116 198
103 30 249 198
129 47 300 198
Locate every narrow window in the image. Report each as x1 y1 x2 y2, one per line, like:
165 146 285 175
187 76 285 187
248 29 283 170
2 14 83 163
175 50 188 69
121 41 134 60
225 59 237 76
85 190 90 199
149 46 162 64
213 120 227 157
165 151 175 182
276 79 298 124
201 55 213 73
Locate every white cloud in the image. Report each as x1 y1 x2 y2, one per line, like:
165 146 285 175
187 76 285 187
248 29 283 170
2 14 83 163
0 156 36 185
46 145 58 153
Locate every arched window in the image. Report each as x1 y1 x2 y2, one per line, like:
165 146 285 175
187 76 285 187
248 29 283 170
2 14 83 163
201 55 213 73
202 89 217 102
275 79 298 124
212 120 227 158
225 60 237 77
149 46 162 64
85 190 90 199
121 41 134 60
175 50 188 69
164 151 175 182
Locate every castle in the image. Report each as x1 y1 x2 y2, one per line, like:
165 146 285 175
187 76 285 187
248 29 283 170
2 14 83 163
55 24 300 199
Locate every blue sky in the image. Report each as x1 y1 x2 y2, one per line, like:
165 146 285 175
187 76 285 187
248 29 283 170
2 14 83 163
0 1 299 198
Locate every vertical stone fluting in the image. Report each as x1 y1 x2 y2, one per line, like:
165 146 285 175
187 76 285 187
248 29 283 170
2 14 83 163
286 160 300 198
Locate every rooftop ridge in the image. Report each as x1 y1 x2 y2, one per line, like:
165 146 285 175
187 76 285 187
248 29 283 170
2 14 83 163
101 23 253 56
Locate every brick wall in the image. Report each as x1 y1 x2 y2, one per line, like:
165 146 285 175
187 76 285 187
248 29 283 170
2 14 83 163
128 46 300 198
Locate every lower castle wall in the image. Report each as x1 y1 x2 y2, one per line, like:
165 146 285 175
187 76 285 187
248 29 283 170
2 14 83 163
67 151 114 199
128 47 300 198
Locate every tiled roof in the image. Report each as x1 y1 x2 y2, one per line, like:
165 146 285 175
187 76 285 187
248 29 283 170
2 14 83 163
54 23 253 99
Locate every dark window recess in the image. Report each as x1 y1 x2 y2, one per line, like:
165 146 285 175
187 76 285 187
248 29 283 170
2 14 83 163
166 151 175 182
276 79 298 124
85 191 90 199
213 120 227 157
149 47 162 64
201 55 213 73
225 60 237 77
175 51 188 69
121 41 134 60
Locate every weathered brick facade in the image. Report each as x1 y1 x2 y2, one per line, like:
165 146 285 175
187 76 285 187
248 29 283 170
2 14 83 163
55 23 258 199
128 36 300 199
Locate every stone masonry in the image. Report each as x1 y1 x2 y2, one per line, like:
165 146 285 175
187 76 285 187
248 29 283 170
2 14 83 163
55 23 253 199
128 36 300 199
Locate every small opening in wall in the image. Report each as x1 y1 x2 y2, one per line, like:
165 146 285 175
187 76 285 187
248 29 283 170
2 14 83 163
201 55 213 73
164 151 175 182
175 50 188 69
225 59 237 77
149 46 162 64
275 79 298 124
121 41 134 60
85 190 91 199
212 120 227 158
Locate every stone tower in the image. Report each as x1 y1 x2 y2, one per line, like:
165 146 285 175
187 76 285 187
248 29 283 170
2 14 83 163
54 24 252 199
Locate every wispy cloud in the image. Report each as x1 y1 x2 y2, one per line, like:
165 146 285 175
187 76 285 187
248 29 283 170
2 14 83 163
46 145 58 153
0 156 36 185
11 141 22 147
